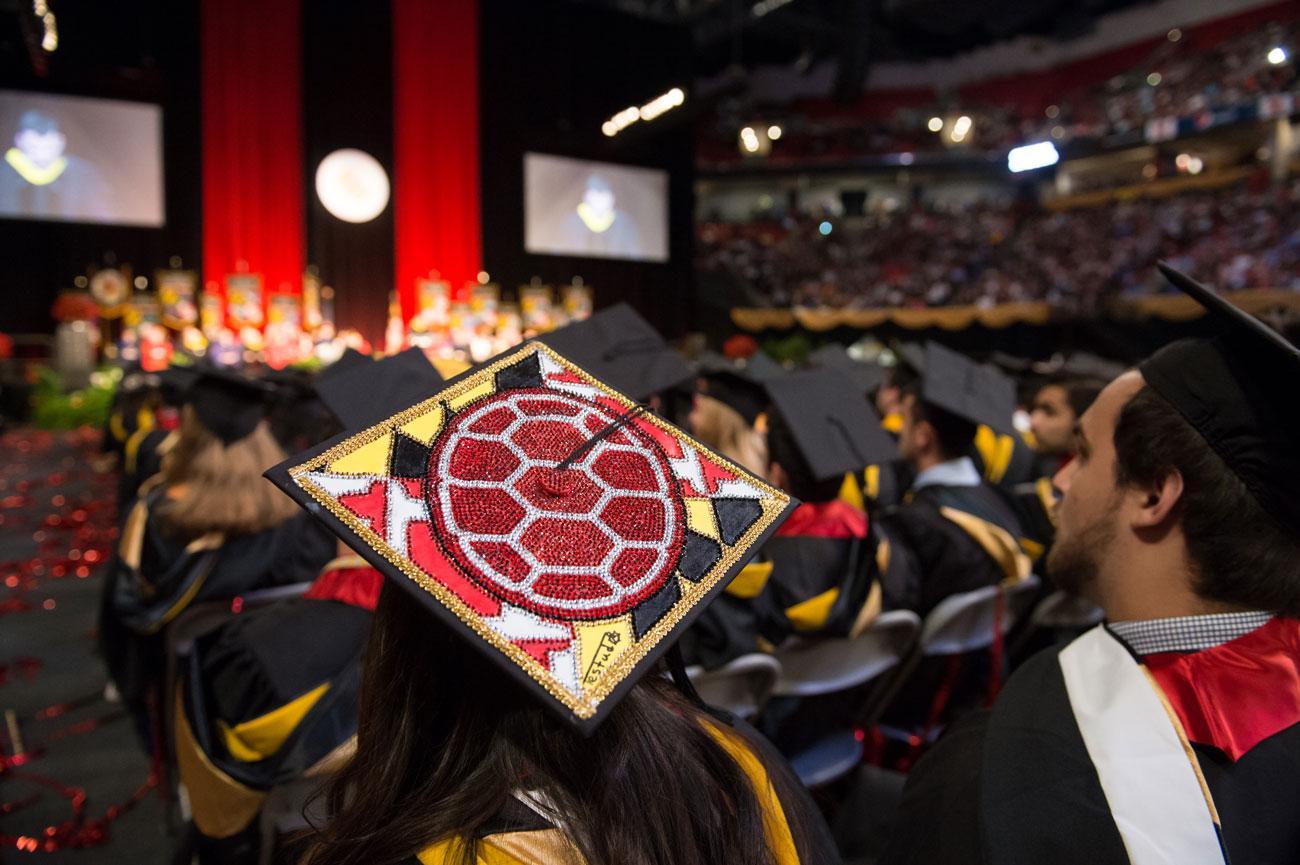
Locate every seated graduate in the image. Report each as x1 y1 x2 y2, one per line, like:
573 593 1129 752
875 343 1032 617
882 264 1300 865
1010 375 1108 561
119 365 197 509
268 340 839 865
101 368 336 735
689 352 772 478
680 366 899 671
173 349 441 865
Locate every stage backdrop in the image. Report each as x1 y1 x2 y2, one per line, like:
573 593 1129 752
0 0 201 336
479 0 695 338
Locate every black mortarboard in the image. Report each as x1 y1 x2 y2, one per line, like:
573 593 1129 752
318 347 370 384
537 304 694 402
314 348 443 430
693 352 772 426
267 342 794 733
1141 263 1300 532
918 341 1017 435
766 368 899 481
157 365 200 406
189 367 275 445
809 344 886 396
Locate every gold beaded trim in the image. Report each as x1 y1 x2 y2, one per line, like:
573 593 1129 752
290 342 790 719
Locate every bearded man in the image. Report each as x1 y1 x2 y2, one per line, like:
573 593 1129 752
880 264 1300 865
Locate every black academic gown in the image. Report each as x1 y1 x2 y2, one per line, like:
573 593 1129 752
100 483 337 737
876 480 1027 617
175 564 376 863
882 634 1300 865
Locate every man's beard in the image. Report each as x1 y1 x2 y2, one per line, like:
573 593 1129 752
1047 507 1116 598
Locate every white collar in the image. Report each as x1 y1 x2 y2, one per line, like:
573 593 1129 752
913 456 982 491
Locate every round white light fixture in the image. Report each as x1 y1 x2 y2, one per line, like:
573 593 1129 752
927 116 943 132
315 148 390 223
1268 46 1288 66
767 124 783 140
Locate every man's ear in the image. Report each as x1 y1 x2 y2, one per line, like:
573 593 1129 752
1130 469 1184 529
768 460 788 492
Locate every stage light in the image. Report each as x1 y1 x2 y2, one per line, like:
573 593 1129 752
898 152 915 165
1146 72 1162 86
133 275 147 289
40 10 57 52
1187 156 1203 174
1051 125 1065 140
767 124 783 140
927 116 943 132
315 148 390 223
740 126 761 154
950 115 972 143
1045 105 1060 119
601 121 617 137
1268 46 1288 65
477 271 490 284
1167 28 1181 42
752 0 793 18
639 88 686 121
1175 153 1190 169
1142 163 1158 180
818 221 832 236
1007 141 1059 173
603 105 641 137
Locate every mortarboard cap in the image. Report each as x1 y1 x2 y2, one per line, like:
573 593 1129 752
267 342 794 733
694 352 774 426
537 304 694 401
809 343 886 396
189 367 276 445
318 347 371 384
314 348 443 430
1140 263 1300 533
157 365 200 406
766 368 898 480
919 341 1018 435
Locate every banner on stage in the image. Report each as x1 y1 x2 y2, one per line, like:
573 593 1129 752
200 291 224 338
225 274 265 329
303 271 323 332
417 278 451 324
156 269 198 329
268 293 302 328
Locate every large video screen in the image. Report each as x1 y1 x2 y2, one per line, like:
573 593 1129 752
524 153 668 263
0 90 163 227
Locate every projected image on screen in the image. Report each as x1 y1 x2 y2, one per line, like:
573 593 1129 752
524 153 668 263
0 90 163 227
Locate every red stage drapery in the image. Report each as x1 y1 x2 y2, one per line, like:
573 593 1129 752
392 0 482 316
201 0 304 316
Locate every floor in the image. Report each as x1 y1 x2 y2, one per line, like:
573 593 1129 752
1 429 173 864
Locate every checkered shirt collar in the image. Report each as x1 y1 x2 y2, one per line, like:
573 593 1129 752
1108 611 1273 657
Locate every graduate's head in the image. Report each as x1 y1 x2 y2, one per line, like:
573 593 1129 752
306 580 826 865
1029 377 1106 457
765 405 841 502
1052 366 1300 618
159 371 300 535
14 110 65 168
898 388 976 468
689 393 768 478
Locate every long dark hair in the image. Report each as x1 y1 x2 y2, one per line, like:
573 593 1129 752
303 584 821 865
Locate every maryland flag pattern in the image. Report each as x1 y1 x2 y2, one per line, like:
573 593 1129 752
278 343 793 731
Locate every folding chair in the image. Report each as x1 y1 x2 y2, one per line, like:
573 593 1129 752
685 653 782 721
769 610 922 788
877 576 1040 760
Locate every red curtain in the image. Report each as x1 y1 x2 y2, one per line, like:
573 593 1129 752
392 0 481 316
201 0 304 316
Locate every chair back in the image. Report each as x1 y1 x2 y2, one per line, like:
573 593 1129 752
921 575 1041 657
686 653 782 720
773 609 923 698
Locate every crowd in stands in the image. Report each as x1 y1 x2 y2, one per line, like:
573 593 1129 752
697 175 1300 311
699 15 1299 163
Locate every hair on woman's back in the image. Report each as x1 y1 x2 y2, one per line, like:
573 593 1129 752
303 585 822 865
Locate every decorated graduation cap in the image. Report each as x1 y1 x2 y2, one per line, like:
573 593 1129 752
267 342 795 733
808 343 886 396
915 341 1018 435
537 303 694 401
314 348 443 430
766 368 898 481
1141 262 1300 533
190 367 276 445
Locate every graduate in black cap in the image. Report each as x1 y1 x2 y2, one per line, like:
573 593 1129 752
171 349 441 865
883 264 1300 865
876 342 1031 617
100 366 337 743
267 341 837 865
688 352 773 478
